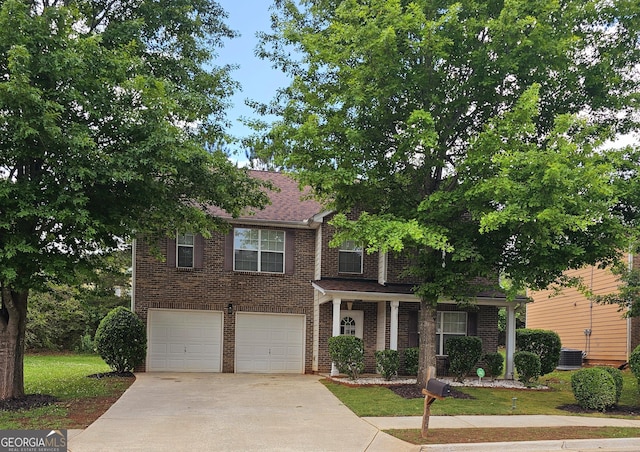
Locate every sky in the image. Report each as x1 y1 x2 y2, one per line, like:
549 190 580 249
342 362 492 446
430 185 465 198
215 1 291 163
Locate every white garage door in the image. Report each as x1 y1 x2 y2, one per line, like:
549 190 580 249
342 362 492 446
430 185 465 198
147 309 223 372
235 313 305 373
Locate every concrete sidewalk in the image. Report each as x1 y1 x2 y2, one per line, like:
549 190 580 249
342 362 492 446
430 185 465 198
363 415 640 451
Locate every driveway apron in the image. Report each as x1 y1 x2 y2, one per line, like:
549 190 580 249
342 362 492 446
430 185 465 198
68 373 414 452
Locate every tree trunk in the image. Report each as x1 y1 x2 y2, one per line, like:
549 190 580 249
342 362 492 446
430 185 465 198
0 287 28 400
417 298 438 388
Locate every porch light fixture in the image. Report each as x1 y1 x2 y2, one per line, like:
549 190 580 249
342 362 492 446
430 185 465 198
227 303 233 315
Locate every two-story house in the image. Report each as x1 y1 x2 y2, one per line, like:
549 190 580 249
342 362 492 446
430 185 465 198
132 170 520 376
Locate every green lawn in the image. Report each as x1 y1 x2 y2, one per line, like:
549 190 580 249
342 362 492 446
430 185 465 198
0 354 132 430
322 369 640 418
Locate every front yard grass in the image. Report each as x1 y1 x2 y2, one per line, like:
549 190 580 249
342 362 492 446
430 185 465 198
321 369 640 418
322 369 640 444
0 353 134 430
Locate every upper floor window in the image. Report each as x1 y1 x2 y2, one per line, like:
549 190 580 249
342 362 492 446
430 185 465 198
177 233 195 268
338 241 363 274
234 228 285 273
436 311 467 355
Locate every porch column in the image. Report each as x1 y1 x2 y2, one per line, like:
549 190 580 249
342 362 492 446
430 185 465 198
390 301 399 351
505 304 516 380
331 298 342 376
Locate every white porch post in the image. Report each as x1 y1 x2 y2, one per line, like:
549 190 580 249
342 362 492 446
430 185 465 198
505 304 516 380
331 298 342 376
390 301 399 351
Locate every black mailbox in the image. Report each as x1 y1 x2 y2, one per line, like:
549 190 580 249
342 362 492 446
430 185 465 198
426 378 451 398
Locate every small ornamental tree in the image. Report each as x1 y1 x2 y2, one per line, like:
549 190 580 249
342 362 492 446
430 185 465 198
404 347 419 376
375 349 399 381
514 351 541 385
95 307 146 373
483 352 504 380
328 335 365 380
445 336 483 382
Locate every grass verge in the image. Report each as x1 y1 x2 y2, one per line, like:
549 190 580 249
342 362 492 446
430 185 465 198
390 427 640 445
0 353 134 430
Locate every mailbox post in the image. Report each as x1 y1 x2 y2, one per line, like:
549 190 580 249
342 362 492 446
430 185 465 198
421 366 450 438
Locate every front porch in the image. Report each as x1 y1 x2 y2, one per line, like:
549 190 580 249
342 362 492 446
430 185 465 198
311 279 519 379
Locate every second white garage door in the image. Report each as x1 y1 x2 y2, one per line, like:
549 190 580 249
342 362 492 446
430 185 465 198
235 313 305 373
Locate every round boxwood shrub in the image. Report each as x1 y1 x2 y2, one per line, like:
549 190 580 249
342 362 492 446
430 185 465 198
483 352 504 380
95 307 146 373
445 336 483 382
375 349 399 380
513 351 541 385
328 335 365 380
597 366 623 403
404 347 419 376
630 344 640 391
571 367 617 411
516 328 561 376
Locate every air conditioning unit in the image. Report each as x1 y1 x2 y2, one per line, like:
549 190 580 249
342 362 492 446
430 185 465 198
556 348 583 370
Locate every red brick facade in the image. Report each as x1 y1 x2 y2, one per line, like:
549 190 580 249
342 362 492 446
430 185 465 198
133 171 505 375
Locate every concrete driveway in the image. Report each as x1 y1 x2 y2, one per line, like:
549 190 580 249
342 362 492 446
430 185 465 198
68 373 416 452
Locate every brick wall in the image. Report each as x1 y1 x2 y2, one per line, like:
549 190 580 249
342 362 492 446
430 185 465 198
135 225 316 373
317 300 498 374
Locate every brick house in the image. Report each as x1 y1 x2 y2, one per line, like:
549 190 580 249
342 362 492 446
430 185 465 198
132 170 520 376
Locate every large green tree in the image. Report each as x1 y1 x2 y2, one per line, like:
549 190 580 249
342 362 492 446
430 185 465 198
252 0 640 385
0 0 269 399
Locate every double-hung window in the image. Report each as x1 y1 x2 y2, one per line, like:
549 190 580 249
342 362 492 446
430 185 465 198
176 233 195 268
436 311 467 355
338 241 363 274
234 228 285 273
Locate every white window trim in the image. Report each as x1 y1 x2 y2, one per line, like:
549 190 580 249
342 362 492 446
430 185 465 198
233 228 285 274
338 241 363 274
436 311 467 355
176 232 195 269
340 310 363 339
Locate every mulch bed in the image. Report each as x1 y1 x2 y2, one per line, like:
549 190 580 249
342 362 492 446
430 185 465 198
87 371 135 379
0 394 58 411
558 404 640 416
388 384 475 400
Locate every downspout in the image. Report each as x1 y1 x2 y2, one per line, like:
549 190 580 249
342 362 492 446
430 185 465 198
130 238 136 312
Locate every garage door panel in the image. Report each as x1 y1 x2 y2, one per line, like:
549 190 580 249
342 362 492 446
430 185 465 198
148 309 223 372
235 313 304 374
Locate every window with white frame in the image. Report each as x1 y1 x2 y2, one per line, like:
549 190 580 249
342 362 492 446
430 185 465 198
340 316 357 336
338 241 363 273
177 233 195 268
234 228 285 273
436 311 467 355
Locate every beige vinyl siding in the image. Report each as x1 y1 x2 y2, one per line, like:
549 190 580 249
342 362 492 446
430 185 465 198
527 263 628 364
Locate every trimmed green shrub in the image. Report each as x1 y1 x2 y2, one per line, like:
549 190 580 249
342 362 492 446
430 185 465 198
516 329 561 375
571 367 617 411
483 352 504 380
375 349 399 380
514 351 541 385
598 366 623 403
630 344 640 391
445 336 483 382
404 347 419 376
328 335 365 380
95 307 146 373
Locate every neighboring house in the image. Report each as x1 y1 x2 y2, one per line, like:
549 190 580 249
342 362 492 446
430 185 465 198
132 170 521 376
527 254 640 367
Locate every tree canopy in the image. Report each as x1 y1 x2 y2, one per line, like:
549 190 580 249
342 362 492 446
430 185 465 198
252 0 640 384
0 0 269 399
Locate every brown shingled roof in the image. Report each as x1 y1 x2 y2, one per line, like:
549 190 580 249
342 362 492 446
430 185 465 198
208 170 325 223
